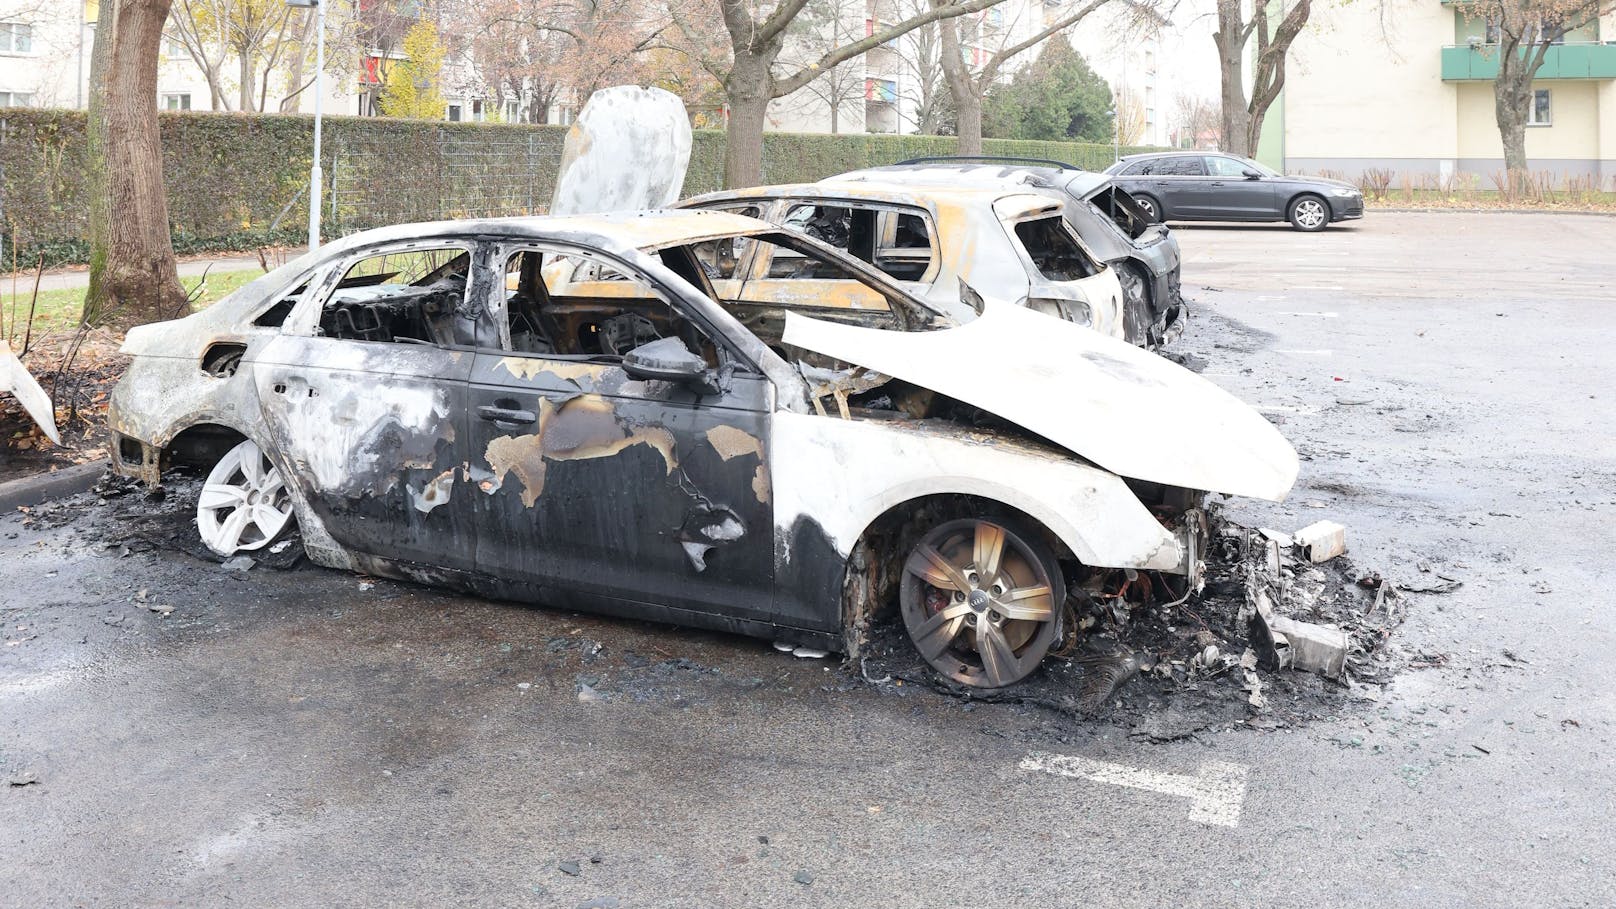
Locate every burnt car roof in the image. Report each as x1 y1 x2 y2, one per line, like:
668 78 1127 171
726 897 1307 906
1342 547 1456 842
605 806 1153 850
838 163 1112 201
320 210 772 257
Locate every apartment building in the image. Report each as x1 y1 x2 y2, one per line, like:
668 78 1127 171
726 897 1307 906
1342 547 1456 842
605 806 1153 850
1275 0 1616 180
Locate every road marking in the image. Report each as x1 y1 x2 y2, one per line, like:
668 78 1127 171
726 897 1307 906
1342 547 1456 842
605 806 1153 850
1020 751 1251 828
1290 285 1346 290
1275 349 1334 356
1275 311 1339 318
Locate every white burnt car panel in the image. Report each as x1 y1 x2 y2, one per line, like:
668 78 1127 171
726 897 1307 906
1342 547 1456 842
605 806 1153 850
680 181 1130 341
107 210 1296 690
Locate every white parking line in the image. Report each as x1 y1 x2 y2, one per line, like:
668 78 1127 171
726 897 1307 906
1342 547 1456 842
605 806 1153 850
1275 311 1339 318
1019 751 1251 828
1275 349 1334 356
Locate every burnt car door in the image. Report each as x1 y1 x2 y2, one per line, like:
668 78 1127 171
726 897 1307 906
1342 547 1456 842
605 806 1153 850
254 241 495 570
463 240 776 626
1203 155 1280 219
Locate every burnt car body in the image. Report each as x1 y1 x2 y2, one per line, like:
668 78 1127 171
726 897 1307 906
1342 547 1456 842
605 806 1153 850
1104 152 1365 232
834 157 1185 347
678 181 1133 343
107 210 1297 689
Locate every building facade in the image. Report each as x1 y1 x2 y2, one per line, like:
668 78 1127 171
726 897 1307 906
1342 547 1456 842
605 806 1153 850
1274 0 1616 181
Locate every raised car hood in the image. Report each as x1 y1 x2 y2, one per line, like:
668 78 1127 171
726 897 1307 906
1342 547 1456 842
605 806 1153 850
550 85 693 217
781 302 1298 501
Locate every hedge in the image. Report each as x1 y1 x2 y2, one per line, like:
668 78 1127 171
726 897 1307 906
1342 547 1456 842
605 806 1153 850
0 108 1159 267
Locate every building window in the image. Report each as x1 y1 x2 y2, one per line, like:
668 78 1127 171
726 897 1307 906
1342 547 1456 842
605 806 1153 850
0 22 33 53
164 36 186 58
472 99 486 121
0 90 33 107
446 103 462 122
504 99 519 122
1528 88 1552 126
162 93 191 110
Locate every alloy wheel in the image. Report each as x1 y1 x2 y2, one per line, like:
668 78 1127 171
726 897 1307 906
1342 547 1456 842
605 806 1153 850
196 439 295 556
1291 197 1328 231
899 519 1062 689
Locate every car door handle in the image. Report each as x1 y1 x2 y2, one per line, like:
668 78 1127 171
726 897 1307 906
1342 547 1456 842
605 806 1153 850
477 404 536 426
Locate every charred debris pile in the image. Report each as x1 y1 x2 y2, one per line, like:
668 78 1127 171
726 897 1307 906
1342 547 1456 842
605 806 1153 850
861 508 1410 734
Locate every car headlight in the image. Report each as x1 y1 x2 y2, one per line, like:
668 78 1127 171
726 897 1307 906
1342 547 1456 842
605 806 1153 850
1330 185 1360 197
1027 298 1092 326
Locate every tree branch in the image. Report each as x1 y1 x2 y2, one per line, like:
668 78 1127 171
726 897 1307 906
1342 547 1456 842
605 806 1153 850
977 0 1110 86
774 0 1011 97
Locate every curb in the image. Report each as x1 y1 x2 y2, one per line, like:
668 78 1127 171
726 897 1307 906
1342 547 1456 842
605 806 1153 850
0 460 109 512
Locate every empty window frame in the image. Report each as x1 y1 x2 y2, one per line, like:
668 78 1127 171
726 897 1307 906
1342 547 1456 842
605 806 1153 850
777 202 938 282
318 247 472 345
1013 217 1101 282
162 92 191 110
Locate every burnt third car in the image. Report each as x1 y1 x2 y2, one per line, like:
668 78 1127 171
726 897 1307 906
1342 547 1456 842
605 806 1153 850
1105 151 1364 232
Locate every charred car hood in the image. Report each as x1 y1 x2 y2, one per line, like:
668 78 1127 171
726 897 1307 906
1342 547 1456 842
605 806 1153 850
781 302 1298 501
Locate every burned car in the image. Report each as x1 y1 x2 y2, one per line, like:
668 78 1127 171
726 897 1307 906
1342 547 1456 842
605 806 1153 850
679 180 1132 342
835 157 1185 347
108 210 1297 689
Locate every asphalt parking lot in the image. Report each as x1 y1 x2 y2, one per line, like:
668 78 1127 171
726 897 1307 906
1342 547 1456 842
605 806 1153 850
3 211 1614 908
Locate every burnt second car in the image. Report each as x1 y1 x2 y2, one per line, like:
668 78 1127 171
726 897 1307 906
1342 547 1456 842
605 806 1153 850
107 210 1296 690
1105 152 1364 232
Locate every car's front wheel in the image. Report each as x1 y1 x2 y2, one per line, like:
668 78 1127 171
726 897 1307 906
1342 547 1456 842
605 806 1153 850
1288 194 1330 231
899 517 1064 690
196 439 296 557
1131 194 1162 223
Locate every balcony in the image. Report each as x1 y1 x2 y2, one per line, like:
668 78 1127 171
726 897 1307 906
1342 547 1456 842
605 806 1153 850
1441 42 1616 80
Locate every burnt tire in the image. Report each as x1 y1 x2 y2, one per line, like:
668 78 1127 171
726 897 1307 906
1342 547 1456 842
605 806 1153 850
1287 194 1330 232
898 516 1064 690
1131 194 1162 223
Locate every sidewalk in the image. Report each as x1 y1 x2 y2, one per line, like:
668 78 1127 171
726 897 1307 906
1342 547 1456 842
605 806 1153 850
2 248 307 294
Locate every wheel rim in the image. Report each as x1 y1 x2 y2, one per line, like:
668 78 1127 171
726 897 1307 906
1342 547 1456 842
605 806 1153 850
1295 199 1326 229
197 439 294 556
899 519 1060 689
1135 197 1157 220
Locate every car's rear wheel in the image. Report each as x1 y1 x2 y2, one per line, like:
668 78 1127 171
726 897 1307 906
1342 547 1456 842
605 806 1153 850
196 439 296 557
899 517 1063 690
1288 194 1330 231
1131 194 1162 223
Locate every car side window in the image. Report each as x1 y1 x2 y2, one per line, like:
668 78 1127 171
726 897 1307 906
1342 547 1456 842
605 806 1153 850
1165 157 1207 176
501 247 720 364
775 202 937 282
1205 156 1249 177
1013 217 1101 282
318 247 470 345
689 204 762 280
1122 159 1154 175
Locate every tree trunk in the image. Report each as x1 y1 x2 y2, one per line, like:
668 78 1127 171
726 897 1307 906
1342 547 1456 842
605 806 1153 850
83 0 188 329
1212 0 1250 154
238 51 256 112
1495 81 1531 174
723 50 773 188
936 15 981 154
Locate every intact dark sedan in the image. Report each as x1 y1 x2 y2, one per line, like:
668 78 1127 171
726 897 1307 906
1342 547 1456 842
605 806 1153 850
1104 152 1364 232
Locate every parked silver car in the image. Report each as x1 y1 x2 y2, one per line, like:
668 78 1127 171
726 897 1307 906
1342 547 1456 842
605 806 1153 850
107 210 1296 689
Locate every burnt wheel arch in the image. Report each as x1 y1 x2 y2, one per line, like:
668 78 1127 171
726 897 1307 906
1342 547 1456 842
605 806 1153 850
838 493 1077 658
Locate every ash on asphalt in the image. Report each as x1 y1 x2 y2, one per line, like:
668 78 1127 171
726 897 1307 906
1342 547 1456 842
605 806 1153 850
17 468 1413 743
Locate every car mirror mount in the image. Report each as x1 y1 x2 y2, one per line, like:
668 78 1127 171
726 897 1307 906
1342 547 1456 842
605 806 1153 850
624 337 724 393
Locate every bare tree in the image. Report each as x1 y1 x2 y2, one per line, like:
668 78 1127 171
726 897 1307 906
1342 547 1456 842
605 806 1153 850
1212 0 1313 157
1171 92 1220 148
934 0 1112 154
883 2 953 134
1449 0 1614 173
1114 87 1146 144
779 0 869 133
673 0 1020 187
84 0 188 328
165 0 307 111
